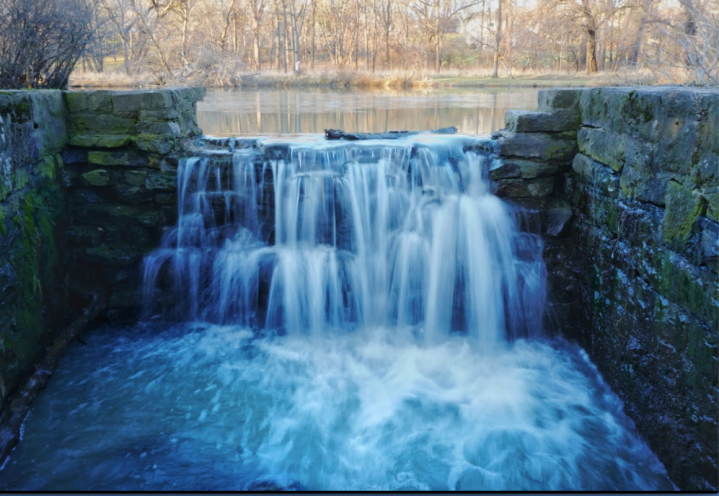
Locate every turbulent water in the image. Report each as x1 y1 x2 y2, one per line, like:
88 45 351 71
0 135 674 491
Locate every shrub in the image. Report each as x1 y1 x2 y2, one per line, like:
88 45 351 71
0 0 94 89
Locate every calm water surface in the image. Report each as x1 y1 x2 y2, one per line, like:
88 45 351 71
196 88 539 136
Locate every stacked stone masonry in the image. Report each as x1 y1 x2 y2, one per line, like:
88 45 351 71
0 87 204 413
0 85 716 491
493 87 717 492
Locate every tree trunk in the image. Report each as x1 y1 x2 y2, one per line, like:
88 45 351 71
586 29 598 73
492 0 502 78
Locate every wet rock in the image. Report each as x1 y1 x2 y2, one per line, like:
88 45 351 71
619 162 673 205
572 153 620 197
543 200 573 237
488 159 520 180
493 177 555 198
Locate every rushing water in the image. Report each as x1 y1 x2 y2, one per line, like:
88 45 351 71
0 131 674 491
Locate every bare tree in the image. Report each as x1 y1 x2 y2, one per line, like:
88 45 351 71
0 0 95 88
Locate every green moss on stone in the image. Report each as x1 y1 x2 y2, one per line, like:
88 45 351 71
663 181 705 244
65 92 89 113
70 134 132 148
135 133 172 154
81 169 111 187
39 155 56 180
88 150 146 167
70 113 136 135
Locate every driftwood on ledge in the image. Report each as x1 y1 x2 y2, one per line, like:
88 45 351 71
324 126 458 140
0 293 106 464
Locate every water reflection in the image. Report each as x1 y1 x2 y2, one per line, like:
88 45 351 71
196 88 539 136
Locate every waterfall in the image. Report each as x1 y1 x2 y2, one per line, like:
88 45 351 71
142 135 546 346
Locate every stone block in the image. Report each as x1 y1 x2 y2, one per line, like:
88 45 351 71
505 110 580 133
497 131 577 163
538 88 582 112
699 220 719 270
88 150 147 167
70 113 136 135
135 133 172 154
124 170 148 186
663 180 705 245
112 183 153 205
73 204 149 228
30 91 68 157
87 91 113 112
136 209 166 227
64 91 88 113
572 153 620 197
84 243 147 267
619 163 673 205
67 225 104 247
103 224 151 245
154 193 177 205
62 147 87 165
493 177 555 198
69 134 132 148
137 121 182 136
145 171 176 191
113 90 172 113
81 169 111 187
543 199 573 237
703 185 718 223
488 159 520 180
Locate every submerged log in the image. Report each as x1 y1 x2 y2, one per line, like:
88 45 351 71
0 294 106 464
324 126 458 140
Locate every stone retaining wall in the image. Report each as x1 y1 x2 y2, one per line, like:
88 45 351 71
62 88 205 321
0 87 204 411
0 91 69 406
497 87 718 491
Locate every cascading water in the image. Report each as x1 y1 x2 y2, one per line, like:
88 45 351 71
141 136 545 346
0 135 674 491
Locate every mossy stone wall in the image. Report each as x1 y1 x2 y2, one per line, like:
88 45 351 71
62 88 205 321
0 87 205 411
501 87 717 491
0 91 69 407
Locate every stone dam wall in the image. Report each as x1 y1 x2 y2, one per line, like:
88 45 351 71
0 87 205 410
495 87 718 491
0 86 716 490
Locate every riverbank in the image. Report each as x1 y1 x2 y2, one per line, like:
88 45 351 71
69 68 661 91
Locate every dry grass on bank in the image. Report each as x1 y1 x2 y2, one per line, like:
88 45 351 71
68 64 678 90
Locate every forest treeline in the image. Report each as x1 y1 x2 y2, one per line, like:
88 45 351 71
0 0 717 88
